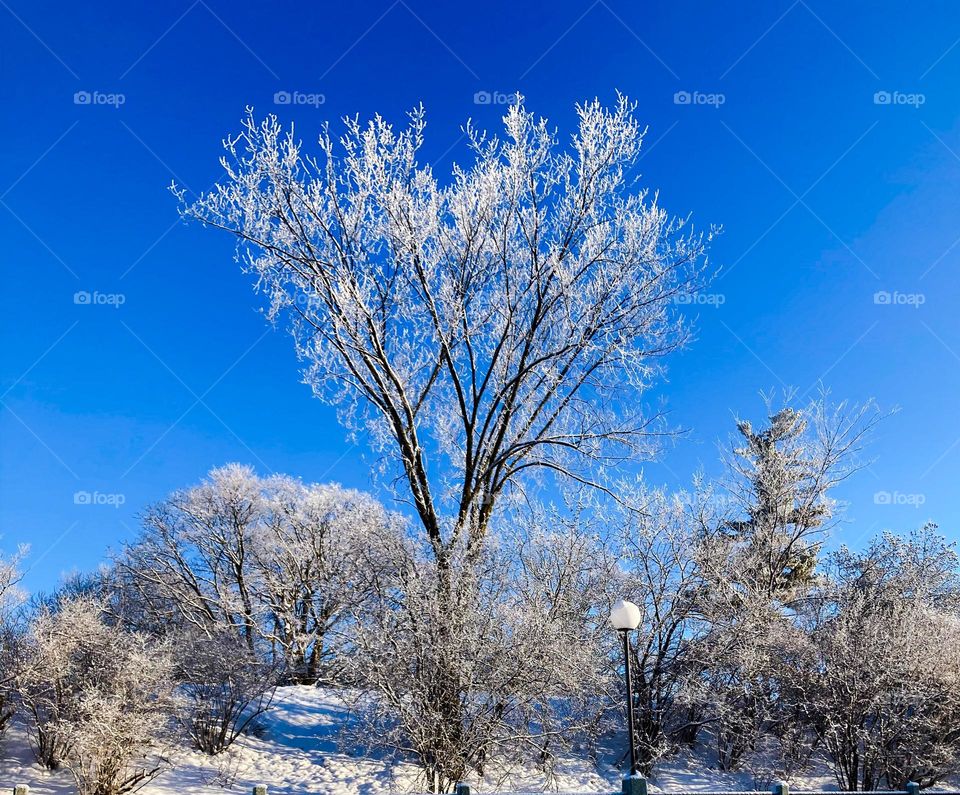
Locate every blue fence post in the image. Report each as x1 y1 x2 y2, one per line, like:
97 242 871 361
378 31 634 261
622 774 648 795
772 782 789 795
906 782 921 795
455 784 471 795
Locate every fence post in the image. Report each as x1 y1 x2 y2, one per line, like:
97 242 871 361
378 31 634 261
906 783 920 795
622 774 648 795
455 784 471 795
252 786 267 795
772 782 789 795
13 786 28 795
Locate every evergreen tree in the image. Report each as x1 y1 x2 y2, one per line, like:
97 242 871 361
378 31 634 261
724 407 828 601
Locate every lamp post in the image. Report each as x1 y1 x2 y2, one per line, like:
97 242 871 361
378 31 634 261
610 599 645 795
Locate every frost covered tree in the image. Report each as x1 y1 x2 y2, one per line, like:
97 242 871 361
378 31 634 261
509 503 620 771
174 628 276 755
15 598 176 794
249 473 402 681
806 527 960 790
0 546 26 618
610 483 725 774
180 96 711 788
696 396 881 771
179 96 710 571
347 523 612 792
0 545 27 736
719 396 880 600
120 464 264 650
118 464 400 681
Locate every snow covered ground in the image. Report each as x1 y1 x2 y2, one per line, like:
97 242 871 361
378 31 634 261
0 687 841 795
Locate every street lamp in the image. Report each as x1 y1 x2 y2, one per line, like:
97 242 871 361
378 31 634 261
610 599 645 795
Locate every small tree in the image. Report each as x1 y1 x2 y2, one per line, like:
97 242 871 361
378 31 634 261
175 629 277 755
610 482 723 774
347 525 612 792
16 597 176 794
511 504 619 775
250 475 403 682
696 395 881 771
118 464 400 681
719 396 880 601
0 545 27 737
808 527 960 790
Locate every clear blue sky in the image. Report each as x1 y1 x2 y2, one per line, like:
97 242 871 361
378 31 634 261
3 0 960 593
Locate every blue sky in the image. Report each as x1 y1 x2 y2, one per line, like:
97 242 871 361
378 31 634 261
3 0 960 593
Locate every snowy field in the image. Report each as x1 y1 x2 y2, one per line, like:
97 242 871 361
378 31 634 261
0 686 845 795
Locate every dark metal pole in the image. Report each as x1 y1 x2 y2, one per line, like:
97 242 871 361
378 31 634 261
621 628 639 777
